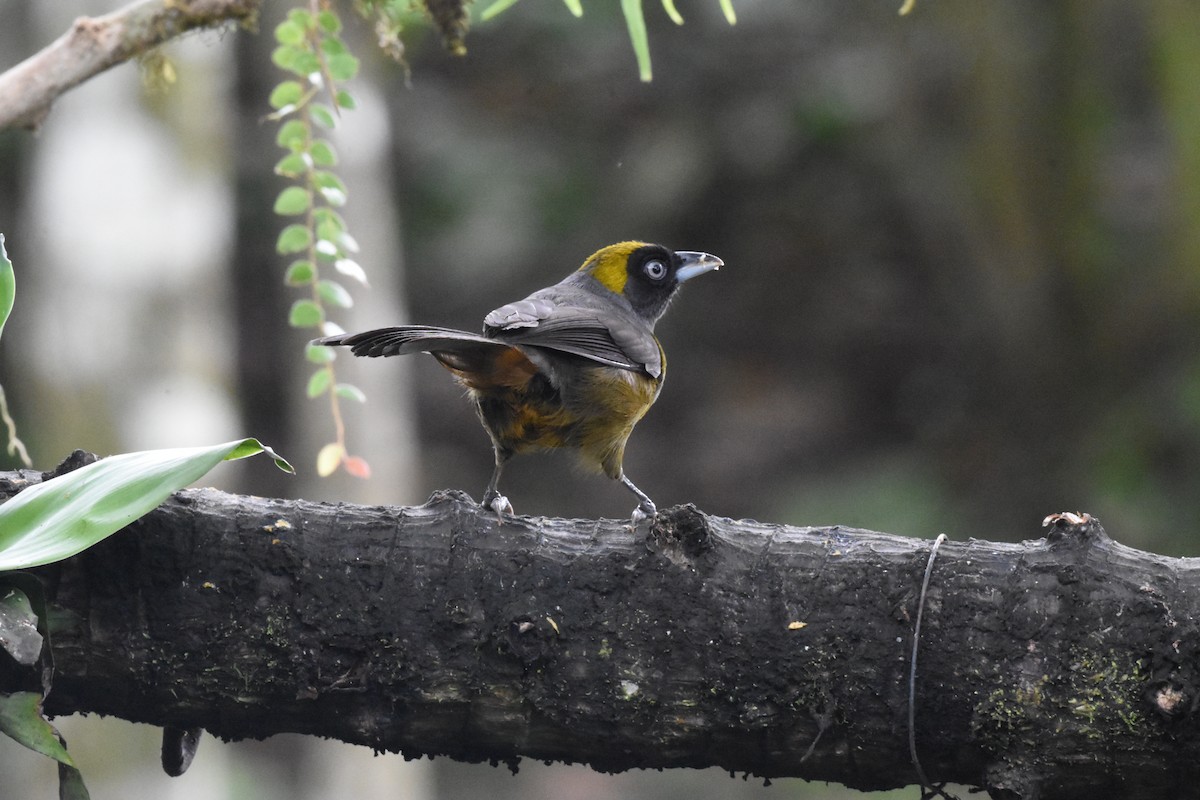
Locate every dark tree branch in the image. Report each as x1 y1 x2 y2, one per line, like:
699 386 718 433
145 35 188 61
0 0 259 132
2 468 1198 800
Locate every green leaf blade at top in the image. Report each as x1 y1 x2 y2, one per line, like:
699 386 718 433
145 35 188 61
620 0 652 82
481 0 522 21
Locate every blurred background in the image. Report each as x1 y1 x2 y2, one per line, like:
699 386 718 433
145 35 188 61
2 0 1199 797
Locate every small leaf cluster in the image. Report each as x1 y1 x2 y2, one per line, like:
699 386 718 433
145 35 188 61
271 5 371 479
480 0 737 82
353 0 418 64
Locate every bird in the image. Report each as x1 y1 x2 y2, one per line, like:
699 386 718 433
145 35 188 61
314 241 723 522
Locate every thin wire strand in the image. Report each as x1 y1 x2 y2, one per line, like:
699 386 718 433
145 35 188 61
908 532 946 794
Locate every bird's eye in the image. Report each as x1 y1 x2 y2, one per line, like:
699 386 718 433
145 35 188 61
643 259 667 281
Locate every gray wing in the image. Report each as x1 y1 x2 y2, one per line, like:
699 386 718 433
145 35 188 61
483 298 556 330
484 293 662 378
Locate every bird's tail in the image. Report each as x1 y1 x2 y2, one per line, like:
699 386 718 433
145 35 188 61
314 326 498 358
313 326 538 390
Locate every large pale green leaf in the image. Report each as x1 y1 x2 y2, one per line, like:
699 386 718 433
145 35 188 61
0 440 293 571
0 233 13 343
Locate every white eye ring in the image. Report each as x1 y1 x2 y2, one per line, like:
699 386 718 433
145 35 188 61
644 259 667 280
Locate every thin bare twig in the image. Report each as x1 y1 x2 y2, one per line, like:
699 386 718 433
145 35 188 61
0 0 259 132
0 383 31 467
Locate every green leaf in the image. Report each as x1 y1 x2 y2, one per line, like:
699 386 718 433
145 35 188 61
274 152 309 178
289 300 324 328
660 0 682 24
327 53 360 82
274 20 306 46
317 279 353 308
0 691 92 800
562 0 583 17
310 140 337 167
268 80 305 110
273 186 312 216
312 206 342 226
310 103 337 129
313 171 347 193
0 692 76 765
284 260 315 286
305 342 336 364
276 119 309 150
335 90 357 110
317 10 342 33
313 207 346 238
320 37 348 57
718 0 736 24
293 51 323 77
272 44 299 73
0 233 13 343
59 762 90 800
272 46 321 79
276 224 312 255
288 8 315 29
307 369 332 398
0 588 43 665
620 0 652 82
0 441 292 571
335 383 367 403
481 0 522 20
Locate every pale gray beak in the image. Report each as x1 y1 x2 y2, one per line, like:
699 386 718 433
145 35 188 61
674 251 724 282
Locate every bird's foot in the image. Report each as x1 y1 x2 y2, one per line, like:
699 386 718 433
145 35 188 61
483 492 514 521
630 499 657 527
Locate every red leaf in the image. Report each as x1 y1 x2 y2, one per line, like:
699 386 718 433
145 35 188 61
342 455 371 479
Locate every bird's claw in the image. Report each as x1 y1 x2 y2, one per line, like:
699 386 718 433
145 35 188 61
485 493 514 521
630 500 657 527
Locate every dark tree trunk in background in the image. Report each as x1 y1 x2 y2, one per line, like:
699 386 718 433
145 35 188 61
230 9 296 500
0 1 36 454
2 470 1198 800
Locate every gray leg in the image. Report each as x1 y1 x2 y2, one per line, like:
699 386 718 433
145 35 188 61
620 474 657 524
481 448 513 518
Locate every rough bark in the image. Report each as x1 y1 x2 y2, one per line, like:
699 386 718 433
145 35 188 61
0 0 259 132
1 468 1198 800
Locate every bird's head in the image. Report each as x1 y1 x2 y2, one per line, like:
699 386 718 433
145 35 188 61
578 241 723 325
